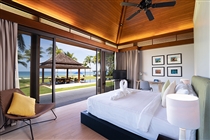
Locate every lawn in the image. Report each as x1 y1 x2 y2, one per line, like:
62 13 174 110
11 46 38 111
19 75 113 96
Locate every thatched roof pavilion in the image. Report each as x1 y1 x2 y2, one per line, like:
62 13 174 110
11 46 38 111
40 53 90 83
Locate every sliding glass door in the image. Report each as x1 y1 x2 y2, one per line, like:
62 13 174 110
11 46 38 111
104 51 114 92
96 49 114 94
18 33 31 96
39 37 54 103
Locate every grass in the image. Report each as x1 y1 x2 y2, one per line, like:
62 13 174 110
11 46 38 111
19 75 113 96
20 86 52 96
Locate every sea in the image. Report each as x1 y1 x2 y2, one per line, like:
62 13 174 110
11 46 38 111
19 71 95 79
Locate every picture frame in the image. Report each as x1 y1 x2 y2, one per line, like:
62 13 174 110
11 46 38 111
152 67 165 77
167 53 182 65
167 66 182 77
152 55 165 65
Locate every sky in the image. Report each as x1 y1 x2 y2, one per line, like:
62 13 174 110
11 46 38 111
18 34 96 72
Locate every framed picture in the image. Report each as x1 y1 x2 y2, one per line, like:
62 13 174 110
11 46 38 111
152 67 165 77
167 53 182 65
167 66 182 77
152 55 165 65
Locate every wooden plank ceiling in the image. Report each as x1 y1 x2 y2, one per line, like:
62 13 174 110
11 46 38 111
11 0 195 45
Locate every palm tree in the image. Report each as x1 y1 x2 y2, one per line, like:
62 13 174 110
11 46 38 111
46 46 63 55
84 55 93 75
18 50 27 68
92 52 100 65
83 61 88 76
24 47 44 63
106 55 114 76
18 33 26 52
18 33 27 67
65 51 77 61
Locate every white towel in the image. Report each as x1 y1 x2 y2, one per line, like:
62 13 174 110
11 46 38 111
119 79 127 91
111 80 132 100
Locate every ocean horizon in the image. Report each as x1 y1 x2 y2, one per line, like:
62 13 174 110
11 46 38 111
19 71 94 78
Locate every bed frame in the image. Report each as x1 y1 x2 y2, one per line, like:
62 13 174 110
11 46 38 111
81 110 146 140
81 76 210 140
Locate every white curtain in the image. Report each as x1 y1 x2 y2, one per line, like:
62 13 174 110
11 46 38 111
116 50 140 88
0 19 18 131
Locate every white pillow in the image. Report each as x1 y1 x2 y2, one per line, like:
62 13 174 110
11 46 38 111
175 81 189 95
162 81 176 107
161 80 170 97
175 81 188 92
176 89 189 95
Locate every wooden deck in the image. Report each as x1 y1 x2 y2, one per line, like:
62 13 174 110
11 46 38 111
1 100 107 140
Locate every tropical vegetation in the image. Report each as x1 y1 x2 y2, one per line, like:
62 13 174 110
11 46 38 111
17 33 114 96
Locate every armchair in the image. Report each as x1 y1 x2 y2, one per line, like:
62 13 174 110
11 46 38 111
0 88 57 140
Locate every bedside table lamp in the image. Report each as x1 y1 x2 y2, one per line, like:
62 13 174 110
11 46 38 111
166 94 200 140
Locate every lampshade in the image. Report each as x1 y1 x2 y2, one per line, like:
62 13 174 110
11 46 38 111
166 94 200 129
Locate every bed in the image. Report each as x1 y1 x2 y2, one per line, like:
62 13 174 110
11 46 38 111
81 76 210 140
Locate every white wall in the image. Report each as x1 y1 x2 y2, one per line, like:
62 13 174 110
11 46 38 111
194 0 210 78
140 44 194 91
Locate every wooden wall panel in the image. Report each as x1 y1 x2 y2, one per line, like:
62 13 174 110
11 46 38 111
3 0 195 45
0 9 118 52
13 0 122 43
119 0 195 44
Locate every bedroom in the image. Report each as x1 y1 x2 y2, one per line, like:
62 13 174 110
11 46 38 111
0 0 210 139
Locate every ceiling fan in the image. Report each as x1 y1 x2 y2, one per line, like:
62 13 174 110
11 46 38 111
121 0 176 21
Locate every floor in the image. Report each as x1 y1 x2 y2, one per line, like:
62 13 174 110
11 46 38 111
40 86 96 108
0 100 107 140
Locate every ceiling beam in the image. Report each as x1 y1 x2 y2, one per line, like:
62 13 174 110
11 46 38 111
118 28 194 46
118 46 138 52
139 39 194 50
118 38 194 52
116 0 127 44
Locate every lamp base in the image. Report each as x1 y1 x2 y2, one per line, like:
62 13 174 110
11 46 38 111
179 128 186 140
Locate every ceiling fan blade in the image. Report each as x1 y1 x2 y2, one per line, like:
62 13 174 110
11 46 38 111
126 10 141 20
152 1 176 8
120 2 138 7
145 9 154 21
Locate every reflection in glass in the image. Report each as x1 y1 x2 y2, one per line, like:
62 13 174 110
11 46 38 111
18 33 31 96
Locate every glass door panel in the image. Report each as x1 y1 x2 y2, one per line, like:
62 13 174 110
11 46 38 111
104 52 114 92
96 50 114 94
96 49 101 94
18 33 31 96
39 37 53 103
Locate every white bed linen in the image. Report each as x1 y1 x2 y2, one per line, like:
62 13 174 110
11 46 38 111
87 88 195 140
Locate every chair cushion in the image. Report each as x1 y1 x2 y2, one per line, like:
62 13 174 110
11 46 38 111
7 92 35 117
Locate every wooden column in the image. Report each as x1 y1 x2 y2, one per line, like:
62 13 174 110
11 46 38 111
66 69 69 79
78 69 80 83
42 68 44 83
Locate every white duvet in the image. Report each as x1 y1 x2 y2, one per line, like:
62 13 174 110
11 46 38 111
87 88 161 132
87 88 195 140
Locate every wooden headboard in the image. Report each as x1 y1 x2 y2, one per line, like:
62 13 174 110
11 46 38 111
191 76 210 140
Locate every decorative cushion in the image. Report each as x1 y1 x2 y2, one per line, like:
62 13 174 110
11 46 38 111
175 82 197 96
175 81 188 92
176 89 189 95
161 80 170 97
7 92 36 117
162 81 176 107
